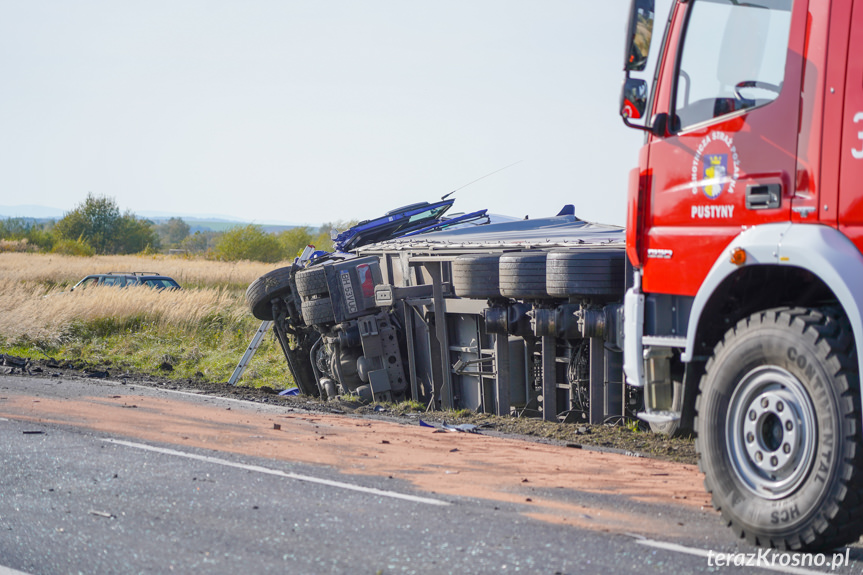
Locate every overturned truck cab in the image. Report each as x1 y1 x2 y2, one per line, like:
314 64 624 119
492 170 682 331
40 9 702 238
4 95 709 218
246 203 637 425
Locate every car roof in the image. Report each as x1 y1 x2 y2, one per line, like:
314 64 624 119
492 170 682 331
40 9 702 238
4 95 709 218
75 273 179 284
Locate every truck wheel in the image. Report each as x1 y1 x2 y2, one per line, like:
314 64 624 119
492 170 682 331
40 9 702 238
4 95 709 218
246 267 294 321
696 307 863 551
301 297 335 326
546 249 625 298
295 266 329 299
452 254 501 298
499 251 549 299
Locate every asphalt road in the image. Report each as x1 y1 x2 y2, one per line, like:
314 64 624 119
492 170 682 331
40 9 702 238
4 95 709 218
1 373 862 574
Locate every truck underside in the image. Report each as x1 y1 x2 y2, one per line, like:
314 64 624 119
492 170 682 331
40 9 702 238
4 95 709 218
247 204 638 426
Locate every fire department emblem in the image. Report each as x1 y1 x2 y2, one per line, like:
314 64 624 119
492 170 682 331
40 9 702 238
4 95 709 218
702 154 727 199
691 132 740 200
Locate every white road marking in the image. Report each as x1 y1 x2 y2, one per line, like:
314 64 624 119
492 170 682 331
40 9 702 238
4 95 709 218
0 565 34 575
636 538 845 575
101 438 450 507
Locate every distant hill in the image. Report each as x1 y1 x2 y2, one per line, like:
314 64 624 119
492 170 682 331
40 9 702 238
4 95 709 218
0 205 311 231
0 205 64 219
147 217 301 234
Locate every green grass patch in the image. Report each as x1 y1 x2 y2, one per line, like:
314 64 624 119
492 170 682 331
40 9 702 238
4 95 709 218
1 315 294 389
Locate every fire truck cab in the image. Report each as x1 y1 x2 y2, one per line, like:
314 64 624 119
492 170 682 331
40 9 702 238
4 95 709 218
621 0 863 551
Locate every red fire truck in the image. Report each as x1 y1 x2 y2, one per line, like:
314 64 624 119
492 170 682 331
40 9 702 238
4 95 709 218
621 0 863 551
247 0 863 552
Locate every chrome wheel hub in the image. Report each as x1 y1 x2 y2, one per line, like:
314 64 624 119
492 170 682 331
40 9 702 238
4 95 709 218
726 366 817 499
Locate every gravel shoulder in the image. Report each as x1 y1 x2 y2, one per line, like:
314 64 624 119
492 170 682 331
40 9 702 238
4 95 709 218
0 353 697 465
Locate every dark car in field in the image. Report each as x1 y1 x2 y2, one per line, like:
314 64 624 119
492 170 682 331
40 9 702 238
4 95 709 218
70 272 181 291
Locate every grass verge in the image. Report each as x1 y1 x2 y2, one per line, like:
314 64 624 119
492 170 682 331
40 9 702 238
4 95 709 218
0 262 292 387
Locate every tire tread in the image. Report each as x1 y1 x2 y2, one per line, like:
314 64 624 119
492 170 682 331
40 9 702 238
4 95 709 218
695 306 863 551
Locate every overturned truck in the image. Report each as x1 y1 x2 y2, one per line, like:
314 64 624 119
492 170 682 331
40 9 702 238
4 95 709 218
247 199 640 426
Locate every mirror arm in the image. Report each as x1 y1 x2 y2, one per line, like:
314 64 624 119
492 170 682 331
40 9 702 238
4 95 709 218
622 112 671 137
621 115 653 133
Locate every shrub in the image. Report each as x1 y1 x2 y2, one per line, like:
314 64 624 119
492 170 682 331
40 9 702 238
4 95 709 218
276 227 313 260
51 238 95 257
214 224 282 263
54 194 159 255
0 218 56 251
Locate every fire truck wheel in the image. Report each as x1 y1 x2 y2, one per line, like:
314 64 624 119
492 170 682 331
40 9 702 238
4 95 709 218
452 254 501 298
546 249 626 298
246 267 294 321
499 251 549 299
301 297 336 326
295 266 329 300
696 307 863 551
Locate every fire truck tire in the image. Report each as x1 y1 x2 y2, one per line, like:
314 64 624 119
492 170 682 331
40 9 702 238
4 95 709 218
295 266 329 300
695 307 863 551
246 267 294 321
452 254 501 298
546 249 625 298
499 251 549 299
301 297 336 326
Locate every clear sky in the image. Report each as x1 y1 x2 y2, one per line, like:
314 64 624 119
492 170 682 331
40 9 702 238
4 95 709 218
0 1 655 226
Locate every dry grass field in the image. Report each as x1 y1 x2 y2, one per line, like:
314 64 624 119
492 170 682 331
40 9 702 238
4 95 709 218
0 279 240 343
0 252 291 386
0 252 288 289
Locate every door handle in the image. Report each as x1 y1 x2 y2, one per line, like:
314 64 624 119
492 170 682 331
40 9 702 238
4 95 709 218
745 183 781 210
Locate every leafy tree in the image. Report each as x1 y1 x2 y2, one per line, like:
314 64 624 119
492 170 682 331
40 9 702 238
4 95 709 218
55 194 121 254
311 230 334 252
0 217 33 238
0 218 55 251
276 226 313 259
180 230 219 254
214 224 282 262
118 216 161 253
316 219 357 252
54 194 158 254
156 217 190 246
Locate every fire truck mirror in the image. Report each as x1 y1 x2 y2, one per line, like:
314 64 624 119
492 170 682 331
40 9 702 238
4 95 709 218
624 0 655 72
621 77 648 120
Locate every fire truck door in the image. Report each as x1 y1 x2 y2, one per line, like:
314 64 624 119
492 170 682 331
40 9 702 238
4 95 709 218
641 0 805 296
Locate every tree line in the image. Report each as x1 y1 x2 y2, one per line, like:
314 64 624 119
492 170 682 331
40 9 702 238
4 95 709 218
0 194 351 263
